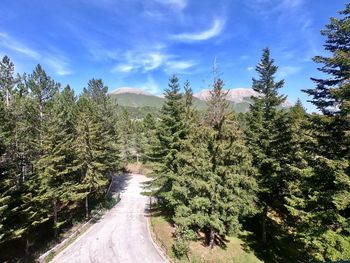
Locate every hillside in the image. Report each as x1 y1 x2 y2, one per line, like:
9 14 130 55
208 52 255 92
109 87 258 115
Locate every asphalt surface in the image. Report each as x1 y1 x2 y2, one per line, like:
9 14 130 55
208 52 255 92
52 174 166 263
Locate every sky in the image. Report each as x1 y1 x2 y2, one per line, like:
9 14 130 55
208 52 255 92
0 0 348 111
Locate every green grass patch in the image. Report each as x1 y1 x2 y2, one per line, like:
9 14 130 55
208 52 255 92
150 214 262 263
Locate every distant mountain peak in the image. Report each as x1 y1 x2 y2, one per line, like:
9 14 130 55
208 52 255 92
194 88 259 102
109 87 154 96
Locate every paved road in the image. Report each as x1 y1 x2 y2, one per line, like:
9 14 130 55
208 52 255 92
52 174 166 263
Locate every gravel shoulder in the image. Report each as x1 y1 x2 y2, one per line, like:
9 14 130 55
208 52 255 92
51 173 166 263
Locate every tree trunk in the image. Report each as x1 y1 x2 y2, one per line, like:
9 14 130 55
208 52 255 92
85 195 89 219
262 205 268 244
209 227 215 249
5 88 10 107
25 238 33 255
53 199 58 238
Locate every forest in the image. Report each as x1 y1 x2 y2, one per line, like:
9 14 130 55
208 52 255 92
0 3 349 263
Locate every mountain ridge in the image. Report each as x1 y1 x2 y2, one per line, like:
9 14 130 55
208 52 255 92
109 87 292 114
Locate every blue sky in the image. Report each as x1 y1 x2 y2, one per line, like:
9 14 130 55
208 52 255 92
0 0 347 111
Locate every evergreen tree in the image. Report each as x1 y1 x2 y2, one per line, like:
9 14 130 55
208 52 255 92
84 78 108 109
0 56 19 107
35 86 80 237
0 98 10 241
75 95 109 218
297 4 350 260
26 64 59 149
118 109 133 163
142 113 157 163
174 78 257 249
151 75 187 213
246 47 286 243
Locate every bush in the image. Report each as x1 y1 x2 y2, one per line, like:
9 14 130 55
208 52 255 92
103 196 118 209
172 238 189 259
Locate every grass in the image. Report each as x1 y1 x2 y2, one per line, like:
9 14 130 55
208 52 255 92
149 213 262 263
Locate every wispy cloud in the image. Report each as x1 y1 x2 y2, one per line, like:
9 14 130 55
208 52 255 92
112 46 196 74
277 66 302 78
0 33 40 59
44 55 72 76
247 66 254 71
165 60 196 73
153 0 187 10
171 18 225 41
0 32 72 76
245 0 303 15
141 75 160 94
112 50 168 73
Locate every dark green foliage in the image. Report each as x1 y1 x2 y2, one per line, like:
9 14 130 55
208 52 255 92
246 48 287 243
174 78 257 249
35 86 79 236
0 55 19 107
0 61 120 259
150 75 186 207
295 4 350 261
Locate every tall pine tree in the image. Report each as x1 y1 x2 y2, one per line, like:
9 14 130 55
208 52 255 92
246 48 286 243
299 4 350 260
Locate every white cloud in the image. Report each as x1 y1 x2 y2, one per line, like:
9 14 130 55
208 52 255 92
143 52 166 71
0 32 72 76
44 55 72 76
247 66 254 71
277 66 302 78
111 43 196 74
154 0 187 10
113 50 168 73
246 0 303 14
0 33 40 59
113 64 134 73
171 18 225 41
165 60 196 73
141 75 160 94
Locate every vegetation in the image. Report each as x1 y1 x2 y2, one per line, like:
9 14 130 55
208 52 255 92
0 3 349 263
148 3 350 262
0 60 121 261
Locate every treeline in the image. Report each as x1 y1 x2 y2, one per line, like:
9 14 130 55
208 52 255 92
148 4 350 262
0 62 120 258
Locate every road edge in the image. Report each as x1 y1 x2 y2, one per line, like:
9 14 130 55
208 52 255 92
146 214 172 263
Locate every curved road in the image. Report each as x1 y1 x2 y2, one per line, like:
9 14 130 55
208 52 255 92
52 174 166 263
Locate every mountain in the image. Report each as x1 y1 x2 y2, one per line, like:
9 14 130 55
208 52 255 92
194 88 259 102
109 87 154 96
109 87 291 117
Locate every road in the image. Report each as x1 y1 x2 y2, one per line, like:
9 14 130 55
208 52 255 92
52 174 166 263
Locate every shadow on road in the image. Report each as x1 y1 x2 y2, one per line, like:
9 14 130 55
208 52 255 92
109 173 131 194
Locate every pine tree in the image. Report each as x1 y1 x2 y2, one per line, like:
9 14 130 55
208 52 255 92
174 77 257 249
118 109 133 164
0 98 10 241
83 78 120 176
75 95 109 218
0 56 19 107
297 4 350 261
246 47 286 243
35 86 80 237
26 64 59 149
142 113 157 163
151 75 187 213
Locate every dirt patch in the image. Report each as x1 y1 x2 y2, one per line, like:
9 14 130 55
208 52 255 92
125 162 153 175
